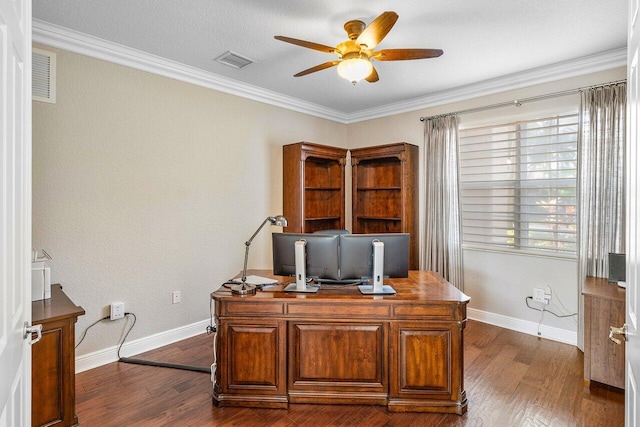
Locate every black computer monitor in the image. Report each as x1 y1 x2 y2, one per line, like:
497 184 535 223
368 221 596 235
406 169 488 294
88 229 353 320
272 233 340 280
339 233 410 280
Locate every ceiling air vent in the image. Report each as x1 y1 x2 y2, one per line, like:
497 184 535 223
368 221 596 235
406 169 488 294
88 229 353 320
32 48 56 103
215 51 254 69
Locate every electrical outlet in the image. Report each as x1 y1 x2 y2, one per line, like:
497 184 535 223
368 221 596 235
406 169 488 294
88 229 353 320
172 291 181 304
110 302 125 320
533 287 546 304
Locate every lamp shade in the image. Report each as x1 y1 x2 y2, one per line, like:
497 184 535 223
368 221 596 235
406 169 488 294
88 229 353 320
270 215 288 227
337 58 373 85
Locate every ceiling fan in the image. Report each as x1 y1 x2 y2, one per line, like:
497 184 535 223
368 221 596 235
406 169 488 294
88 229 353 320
274 11 443 85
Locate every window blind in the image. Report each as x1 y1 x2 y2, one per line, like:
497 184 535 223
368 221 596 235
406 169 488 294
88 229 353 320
458 114 578 257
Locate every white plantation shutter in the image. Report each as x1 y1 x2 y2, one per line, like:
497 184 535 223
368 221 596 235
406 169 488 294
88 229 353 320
458 114 578 257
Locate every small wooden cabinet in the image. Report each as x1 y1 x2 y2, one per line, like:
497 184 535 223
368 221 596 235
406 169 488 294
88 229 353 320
283 142 348 233
351 143 419 269
583 276 625 389
32 284 85 427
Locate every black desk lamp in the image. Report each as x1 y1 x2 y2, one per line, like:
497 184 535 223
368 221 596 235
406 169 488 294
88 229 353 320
230 215 288 295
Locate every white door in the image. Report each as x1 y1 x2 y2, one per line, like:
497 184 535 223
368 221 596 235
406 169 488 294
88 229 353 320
627 1 640 425
0 0 33 425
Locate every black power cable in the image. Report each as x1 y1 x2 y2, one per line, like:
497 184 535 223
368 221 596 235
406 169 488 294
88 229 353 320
119 356 210 373
75 311 211 373
117 312 211 373
75 315 110 349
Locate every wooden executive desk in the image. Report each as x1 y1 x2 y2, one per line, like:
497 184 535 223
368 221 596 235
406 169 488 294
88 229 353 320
211 270 469 414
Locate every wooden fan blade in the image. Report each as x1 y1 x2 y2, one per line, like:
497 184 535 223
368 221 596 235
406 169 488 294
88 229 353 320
372 49 444 61
274 36 337 54
294 61 340 77
365 66 379 83
356 11 398 49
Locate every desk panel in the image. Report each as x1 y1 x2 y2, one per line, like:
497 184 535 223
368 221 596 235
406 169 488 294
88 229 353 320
215 318 288 408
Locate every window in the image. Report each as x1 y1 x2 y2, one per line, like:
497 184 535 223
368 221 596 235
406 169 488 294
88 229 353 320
458 114 578 257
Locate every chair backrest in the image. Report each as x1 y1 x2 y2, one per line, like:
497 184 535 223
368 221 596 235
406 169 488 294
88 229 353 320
312 229 350 235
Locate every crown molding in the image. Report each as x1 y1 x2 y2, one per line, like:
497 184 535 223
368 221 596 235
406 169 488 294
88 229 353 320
33 19 625 125
32 20 348 123
345 48 627 123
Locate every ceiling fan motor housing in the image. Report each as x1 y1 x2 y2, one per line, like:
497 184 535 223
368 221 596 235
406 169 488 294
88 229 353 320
344 20 366 41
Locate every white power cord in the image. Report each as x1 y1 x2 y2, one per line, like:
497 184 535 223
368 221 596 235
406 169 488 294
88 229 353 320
211 327 217 384
537 304 545 336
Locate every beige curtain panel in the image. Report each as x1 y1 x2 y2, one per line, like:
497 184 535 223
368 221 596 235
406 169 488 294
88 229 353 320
422 114 465 290
578 83 627 278
577 82 627 349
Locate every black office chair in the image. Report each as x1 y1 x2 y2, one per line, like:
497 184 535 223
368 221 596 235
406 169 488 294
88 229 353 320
312 229 350 235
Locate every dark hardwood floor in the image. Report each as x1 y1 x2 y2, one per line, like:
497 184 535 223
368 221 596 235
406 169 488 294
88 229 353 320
75 320 624 426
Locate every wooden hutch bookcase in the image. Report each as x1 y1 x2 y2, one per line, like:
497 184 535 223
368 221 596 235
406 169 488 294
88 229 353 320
350 143 419 269
283 142 348 233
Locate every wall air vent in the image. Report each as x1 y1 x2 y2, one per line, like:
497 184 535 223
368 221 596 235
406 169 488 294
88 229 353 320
215 51 254 69
33 48 56 103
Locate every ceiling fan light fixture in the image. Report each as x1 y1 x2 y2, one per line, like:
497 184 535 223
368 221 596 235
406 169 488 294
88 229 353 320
337 57 373 85
275 11 443 83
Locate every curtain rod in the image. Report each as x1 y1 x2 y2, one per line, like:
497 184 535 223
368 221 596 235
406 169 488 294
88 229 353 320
419 79 626 122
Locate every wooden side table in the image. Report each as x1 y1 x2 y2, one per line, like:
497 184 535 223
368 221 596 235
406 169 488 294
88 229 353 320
583 276 625 389
32 284 85 427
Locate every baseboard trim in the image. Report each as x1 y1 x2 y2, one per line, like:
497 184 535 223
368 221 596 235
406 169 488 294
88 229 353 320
468 308 577 346
76 310 577 373
75 319 211 373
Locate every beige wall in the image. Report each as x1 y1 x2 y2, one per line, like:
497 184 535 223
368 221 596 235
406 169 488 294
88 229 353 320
33 42 626 356
32 45 347 356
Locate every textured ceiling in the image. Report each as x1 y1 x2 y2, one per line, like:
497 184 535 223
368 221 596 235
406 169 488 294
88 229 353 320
32 0 627 117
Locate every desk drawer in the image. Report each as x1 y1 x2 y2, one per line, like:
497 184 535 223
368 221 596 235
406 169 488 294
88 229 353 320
393 304 455 319
223 301 284 316
287 302 391 318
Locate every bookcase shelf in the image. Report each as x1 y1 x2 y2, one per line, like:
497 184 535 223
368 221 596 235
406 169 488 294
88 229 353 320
283 142 347 233
351 143 419 269
356 216 403 221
